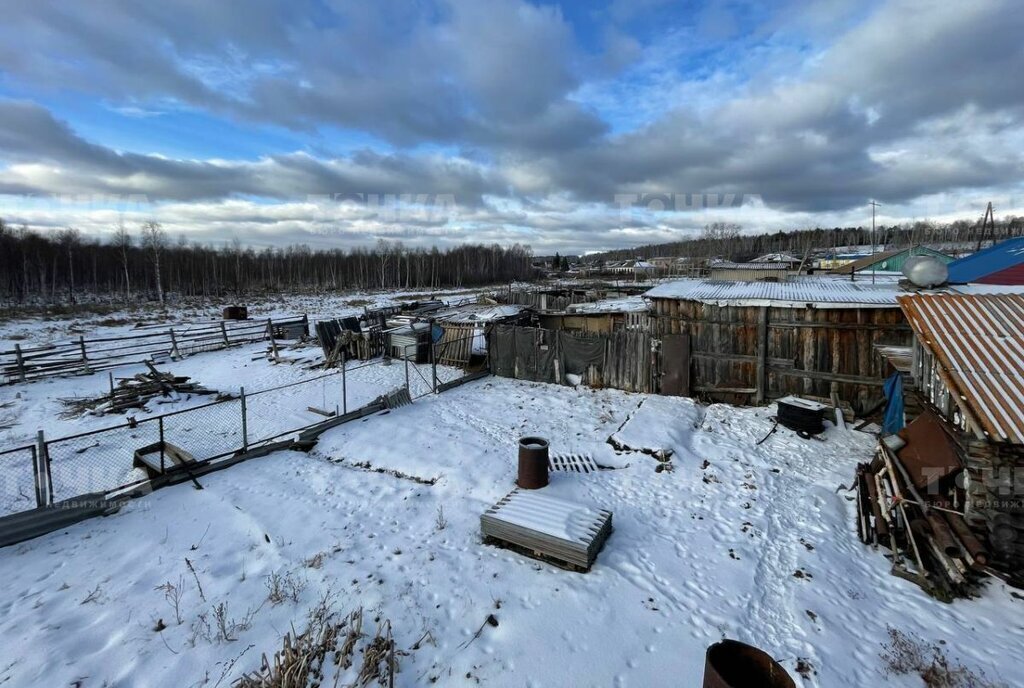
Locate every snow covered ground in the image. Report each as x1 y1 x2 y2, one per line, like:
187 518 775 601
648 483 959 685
1 366 1023 685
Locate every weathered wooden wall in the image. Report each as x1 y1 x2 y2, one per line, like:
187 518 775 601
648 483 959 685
650 297 911 409
488 325 654 393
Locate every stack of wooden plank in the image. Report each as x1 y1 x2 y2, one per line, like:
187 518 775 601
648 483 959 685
854 423 992 599
481 489 613 571
61 364 223 416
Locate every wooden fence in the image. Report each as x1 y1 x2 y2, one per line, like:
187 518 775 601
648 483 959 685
488 325 655 393
649 297 911 408
1 315 308 385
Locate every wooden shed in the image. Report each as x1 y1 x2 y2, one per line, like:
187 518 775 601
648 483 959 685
537 296 652 335
645 278 912 409
899 292 1024 573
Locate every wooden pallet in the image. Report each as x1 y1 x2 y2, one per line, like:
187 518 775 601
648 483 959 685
481 489 612 571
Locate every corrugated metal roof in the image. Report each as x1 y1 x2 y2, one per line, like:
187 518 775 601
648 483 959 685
566 296 649 314
434 304 526 323
947 237 1024 284
644 277 903 307
898 293 1024 444
709 261 793 271
828 246 951 275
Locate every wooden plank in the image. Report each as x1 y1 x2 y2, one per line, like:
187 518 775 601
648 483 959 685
756 306 768 404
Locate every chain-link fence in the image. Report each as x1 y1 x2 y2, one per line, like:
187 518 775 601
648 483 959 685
0 444 38 516
46 420 161 503
0 341 492 518
160 399 245 462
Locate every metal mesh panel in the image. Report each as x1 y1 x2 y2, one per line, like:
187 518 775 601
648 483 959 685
2 354 428 511
47 421 160 502
0 445 37 516
161 401 244 462
245 377 334 445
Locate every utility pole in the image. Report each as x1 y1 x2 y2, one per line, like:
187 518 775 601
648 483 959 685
869 200 881 284
975 202 995 252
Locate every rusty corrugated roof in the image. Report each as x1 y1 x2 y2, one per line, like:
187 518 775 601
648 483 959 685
898 293 1024 444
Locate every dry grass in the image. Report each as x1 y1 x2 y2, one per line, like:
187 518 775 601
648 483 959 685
234 600 401 688
880 626 1008 688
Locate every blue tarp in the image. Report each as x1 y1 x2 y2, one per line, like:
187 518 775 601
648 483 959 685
882 372 905 435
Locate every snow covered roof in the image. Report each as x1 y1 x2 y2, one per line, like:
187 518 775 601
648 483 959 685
750 252 800 263
566 296 649 314
643 277 904 308
434 304 526 323
899 293 1024 444
709 261 794 271
947 283 1024 296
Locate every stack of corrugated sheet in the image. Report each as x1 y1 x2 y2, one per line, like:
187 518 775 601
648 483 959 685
481 489 612 570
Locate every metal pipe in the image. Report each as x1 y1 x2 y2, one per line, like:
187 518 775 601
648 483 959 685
240 386 248 452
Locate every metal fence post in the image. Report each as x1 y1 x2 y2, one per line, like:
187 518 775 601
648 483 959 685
404 345 410 396
342 360 347 415
240 386 249 451
34 430 52 507
431 342 438 394
159 417 166 473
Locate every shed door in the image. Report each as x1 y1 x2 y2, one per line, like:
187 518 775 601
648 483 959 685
661 334 690 396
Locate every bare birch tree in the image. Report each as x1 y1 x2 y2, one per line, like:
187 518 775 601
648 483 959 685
141 221 166 306
113 220 132 302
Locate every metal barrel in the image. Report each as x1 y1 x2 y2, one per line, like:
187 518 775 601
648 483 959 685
517 436 550 489
703 640 796 688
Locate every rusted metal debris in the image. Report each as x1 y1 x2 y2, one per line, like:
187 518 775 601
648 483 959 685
853 423 995 599
703 639 795 688
517 436 549 489
894 410 961 493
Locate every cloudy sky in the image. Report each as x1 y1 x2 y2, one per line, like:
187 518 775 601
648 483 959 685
0 0 1022 254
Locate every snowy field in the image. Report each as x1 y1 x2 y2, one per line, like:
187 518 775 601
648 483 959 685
0 302 1023 686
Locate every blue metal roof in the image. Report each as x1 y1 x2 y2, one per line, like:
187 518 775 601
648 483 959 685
947 237 1024 283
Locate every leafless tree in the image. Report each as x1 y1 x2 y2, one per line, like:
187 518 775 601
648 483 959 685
56 227 81 303
112 220 133 302
141 221 167 306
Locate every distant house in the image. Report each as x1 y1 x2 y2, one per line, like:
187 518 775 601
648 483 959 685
816 252 869 270
707 260 798 281
829 246 952 276
750 252 802 266
946 237 1024 285
604 259 656 278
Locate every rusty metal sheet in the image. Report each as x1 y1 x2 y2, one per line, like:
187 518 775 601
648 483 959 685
895 410 962 491
898 293 1024 444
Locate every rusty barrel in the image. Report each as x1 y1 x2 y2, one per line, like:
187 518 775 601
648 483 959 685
517 437 549 489
704 640 795 688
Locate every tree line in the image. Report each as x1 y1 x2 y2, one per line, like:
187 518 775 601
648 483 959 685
591 216 1024 263
0 219 536 304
